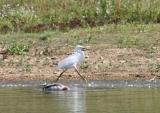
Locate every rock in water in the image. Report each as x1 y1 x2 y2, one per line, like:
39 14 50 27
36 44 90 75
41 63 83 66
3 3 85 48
42 83 70 91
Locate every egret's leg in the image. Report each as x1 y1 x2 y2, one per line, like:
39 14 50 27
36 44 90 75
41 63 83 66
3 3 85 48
74 66 87 81
55 69 67 82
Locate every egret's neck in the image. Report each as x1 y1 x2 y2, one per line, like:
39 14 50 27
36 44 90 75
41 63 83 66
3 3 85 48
75 50 85 61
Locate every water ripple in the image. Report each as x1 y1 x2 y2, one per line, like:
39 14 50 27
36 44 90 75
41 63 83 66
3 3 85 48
0 80 160 89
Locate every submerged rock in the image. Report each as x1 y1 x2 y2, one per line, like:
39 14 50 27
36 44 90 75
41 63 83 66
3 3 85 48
42 83 70 91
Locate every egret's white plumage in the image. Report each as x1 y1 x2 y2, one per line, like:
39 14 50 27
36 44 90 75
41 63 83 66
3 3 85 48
58 45 84 69
55 45 86 82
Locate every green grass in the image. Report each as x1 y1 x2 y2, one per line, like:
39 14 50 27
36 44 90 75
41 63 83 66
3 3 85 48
6 43 29 55
0 24 160 52
0 0 160 33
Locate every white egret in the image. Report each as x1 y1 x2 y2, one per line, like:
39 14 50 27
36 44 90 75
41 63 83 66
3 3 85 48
55 45 87 82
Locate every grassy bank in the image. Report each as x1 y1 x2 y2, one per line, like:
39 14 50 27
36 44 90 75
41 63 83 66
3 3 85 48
1 24 160 50
0 24 160 81
0 0 160 33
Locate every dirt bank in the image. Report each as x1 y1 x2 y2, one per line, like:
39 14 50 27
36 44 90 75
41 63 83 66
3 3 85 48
0 45 159 82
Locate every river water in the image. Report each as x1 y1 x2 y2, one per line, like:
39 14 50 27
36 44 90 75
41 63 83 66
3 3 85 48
0 80 160 113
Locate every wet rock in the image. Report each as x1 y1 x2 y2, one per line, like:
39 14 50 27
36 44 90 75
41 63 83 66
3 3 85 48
42 83 70 91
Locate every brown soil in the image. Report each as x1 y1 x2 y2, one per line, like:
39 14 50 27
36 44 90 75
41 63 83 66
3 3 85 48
0 44 160 81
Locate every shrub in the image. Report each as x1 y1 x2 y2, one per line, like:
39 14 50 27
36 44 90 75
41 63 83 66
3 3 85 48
6 43 29 55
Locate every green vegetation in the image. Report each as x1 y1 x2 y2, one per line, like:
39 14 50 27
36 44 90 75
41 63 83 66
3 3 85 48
0 0 160 33
6 43 29 55
0 24 159 50
149 62 160 75
23 64 33 72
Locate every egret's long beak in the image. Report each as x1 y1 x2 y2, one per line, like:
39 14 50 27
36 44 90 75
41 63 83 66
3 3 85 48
82 47 87 51
82 46 90 51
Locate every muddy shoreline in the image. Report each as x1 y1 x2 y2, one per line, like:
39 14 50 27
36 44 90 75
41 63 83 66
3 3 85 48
0 46 160 82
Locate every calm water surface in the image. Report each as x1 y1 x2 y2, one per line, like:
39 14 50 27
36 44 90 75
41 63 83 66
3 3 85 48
0 80 160 113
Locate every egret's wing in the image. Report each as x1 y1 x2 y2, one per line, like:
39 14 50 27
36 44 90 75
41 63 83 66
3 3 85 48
58 54 79 69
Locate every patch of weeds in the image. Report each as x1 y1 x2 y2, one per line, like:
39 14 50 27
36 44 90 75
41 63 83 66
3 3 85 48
117 36 142 48
39 33 52 41
147 46 158 54
85 34 93 43
77 34 93 44
148 63 160 75
23 64 32 72
0 21 14 33
144 46 158 58
137 25 146 32
39 35 48 41
6 43 29 55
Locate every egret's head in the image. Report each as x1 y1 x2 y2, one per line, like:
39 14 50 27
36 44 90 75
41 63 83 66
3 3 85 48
74 45 85 51
75 45 83 49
